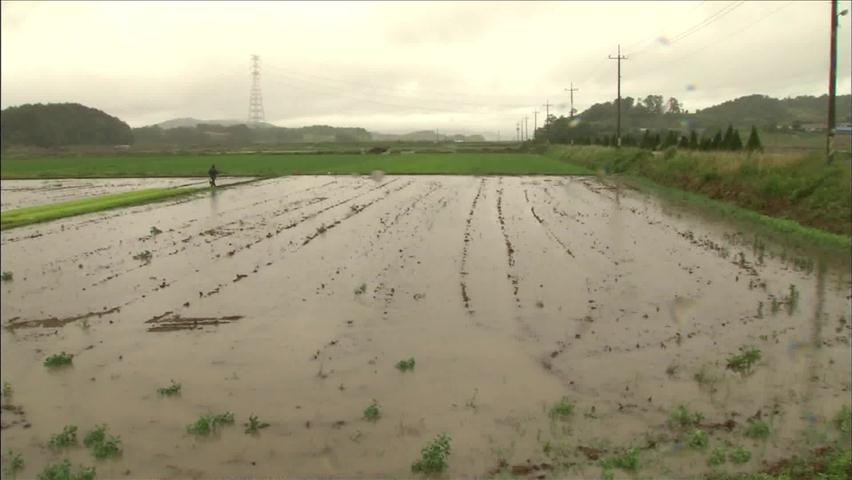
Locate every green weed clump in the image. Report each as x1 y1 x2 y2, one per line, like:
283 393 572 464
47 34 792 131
157 381 181 397
363 400 381 422
726 346 761 374
132 250 152 263
729 446 751 464
187 412 235 437
744 418 770 439
601 447 639 472
44 352 73 368
396 358 416 372
707 446 727 466
3 449 24 477
549 397 574 419
688 429 709 449
0 272 12 282
411 433 451 475
36 460 95 480
669 405 704 429
48 425 78 450
83 425 122 459
243 415 270 435
834 405 851 433
2 382 12 400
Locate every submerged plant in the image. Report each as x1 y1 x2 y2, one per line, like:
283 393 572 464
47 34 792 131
834 405 851 433
601 447 639 472
411 433 451 475
363 400 381 422
708 446 727 466
0 272 12 282
2 382 12 401
549 397 574 419
396 358 416 372
44 352 73 368
726 346 761 374
157 381 181 397
668 405 703 429
744 418 770 439
3 449 24 477
354 283 367 295
688 429 709 449
36 459 95 480
729 446 751 464
244 415 270 435
187 412 234 437
83 425 122 459
48 425 78 450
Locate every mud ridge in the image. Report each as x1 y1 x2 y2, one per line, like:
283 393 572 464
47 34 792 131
4 306 121 330
459 178 486 314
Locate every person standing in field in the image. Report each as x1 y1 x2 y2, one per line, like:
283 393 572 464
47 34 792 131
208 164 219 187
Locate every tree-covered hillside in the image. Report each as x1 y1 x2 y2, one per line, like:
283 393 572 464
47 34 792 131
1 103 133 148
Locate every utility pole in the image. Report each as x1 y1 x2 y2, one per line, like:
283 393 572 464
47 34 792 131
248 54 265 125
565 82 579 119
516 122 520 142
524 116 529 142
542 99 554 125
826 0 848 164
533 110 539 139
609 45 628 147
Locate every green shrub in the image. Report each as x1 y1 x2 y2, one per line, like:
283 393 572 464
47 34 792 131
187 412 235 437
44 352 73 368
37 460 94 480
688 429 709 449
549 397 574 419
48 425 78 450
669 405 704 429
411 433 451 475
744 419 770 439
396 358 416 372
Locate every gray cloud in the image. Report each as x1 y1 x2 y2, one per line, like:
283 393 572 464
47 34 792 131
2 1 850 134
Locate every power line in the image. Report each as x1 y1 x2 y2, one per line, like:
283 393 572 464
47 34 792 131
608 45 628 147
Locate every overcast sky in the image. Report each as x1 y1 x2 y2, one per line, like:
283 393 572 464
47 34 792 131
2 1 851 136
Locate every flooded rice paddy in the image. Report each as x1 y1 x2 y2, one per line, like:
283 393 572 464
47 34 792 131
1 175 849 478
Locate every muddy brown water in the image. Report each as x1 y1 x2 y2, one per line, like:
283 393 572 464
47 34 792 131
0 177 252 211
1 176 849 478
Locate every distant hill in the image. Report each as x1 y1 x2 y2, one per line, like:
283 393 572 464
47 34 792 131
572 93 852 134
156 118 276 129
1 103 133 148
371 130 486 142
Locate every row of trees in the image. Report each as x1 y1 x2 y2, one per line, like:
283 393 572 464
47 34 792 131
540 124 763 152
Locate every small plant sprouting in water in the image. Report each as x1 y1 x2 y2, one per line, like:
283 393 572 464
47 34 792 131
708 446 727 466
244 414 270 435
549 397 574 419
786 284 799 314
363 400 381 422
3 449 24 477
132 250 152 263
43 352 73 368
601 447 639 472
186 412 235 437
411 433 451 475
354 283 367 295
688 429 709 449
48 425 78 450
0 271 12 282
726 346 761 375
150 226 163 236
2 382 12 401
157 380 181 397
729 446 751 464
396 358 416 372
834 405 851 433
770 296 781 315
744 418 770 439
37 459 95 480
83 425 122 460
668 405 704 429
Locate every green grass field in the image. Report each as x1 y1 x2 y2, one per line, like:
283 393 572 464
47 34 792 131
0 153 591 178
0 187 203 230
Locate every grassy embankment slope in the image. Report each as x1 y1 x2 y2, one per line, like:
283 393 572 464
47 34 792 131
0 152 591 178
547 145 850 247
0 187 203 230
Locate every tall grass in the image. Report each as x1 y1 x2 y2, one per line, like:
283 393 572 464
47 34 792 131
548 145 851 237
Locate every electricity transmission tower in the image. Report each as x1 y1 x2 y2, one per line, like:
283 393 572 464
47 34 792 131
248 55 265 125
565 82 579 119
608 45 628 147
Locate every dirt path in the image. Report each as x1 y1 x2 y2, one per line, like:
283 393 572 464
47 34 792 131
1 175 849 478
